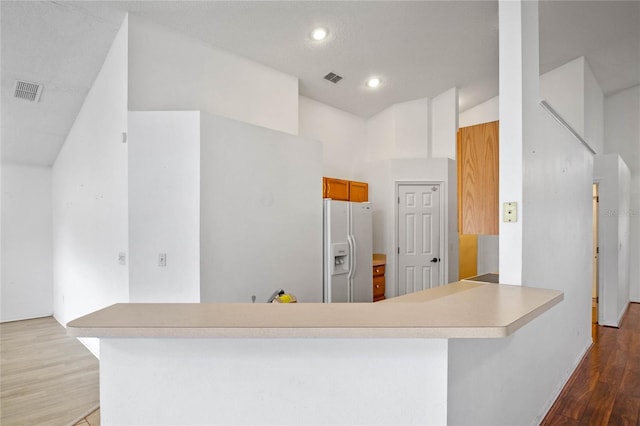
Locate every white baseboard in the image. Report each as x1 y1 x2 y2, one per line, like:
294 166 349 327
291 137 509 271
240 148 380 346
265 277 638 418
535 340 592 425
1 312 53 323
617 302 630 326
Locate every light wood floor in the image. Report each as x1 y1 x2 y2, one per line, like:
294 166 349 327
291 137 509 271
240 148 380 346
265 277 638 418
1 316 100 426
74 407 100 425
541 303 640 425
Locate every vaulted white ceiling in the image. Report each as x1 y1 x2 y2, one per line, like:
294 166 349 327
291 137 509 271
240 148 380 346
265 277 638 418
2 1 638 166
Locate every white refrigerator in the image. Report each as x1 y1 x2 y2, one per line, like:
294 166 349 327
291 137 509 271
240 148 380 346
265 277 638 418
323 199 373 303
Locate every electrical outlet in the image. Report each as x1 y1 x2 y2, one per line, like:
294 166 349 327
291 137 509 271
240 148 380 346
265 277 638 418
158 253 167 267
118 252 126 265
503 202 518 222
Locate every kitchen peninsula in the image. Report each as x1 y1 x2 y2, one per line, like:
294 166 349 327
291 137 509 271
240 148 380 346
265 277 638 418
68 281 562 425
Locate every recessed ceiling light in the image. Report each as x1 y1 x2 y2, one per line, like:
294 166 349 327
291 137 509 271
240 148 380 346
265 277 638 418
366 77 381 89
310 27 328 41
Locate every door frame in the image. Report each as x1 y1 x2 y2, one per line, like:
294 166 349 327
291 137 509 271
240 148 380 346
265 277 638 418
593 180 602 326
394 181 446 296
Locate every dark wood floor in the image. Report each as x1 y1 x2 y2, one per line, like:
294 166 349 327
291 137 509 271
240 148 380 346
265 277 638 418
541 302 640 425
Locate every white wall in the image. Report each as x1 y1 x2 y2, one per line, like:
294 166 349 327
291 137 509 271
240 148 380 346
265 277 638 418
46 12 317 331
394 98 430 158
365 106 396 161
539 57 585 145
128 112 200 303
366 90 458 162
539 57 604 154
200 113 323 303
594 154 631 326
52 16 129 354
449 2 592 424
365 98 430 161
431 87 459 159
584 62 604 155
477 235 499 274
604 85 640 302
127 15 299 136
446 161 459 283
459 96 498 128
497 0 537 285
298 96 366 179
101 337 448 425
618 162 632 312
358 158 458 297
1 165 53 322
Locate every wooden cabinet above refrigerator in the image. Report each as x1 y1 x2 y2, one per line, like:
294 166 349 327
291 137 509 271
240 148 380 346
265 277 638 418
457 121 499 235
323 177 368 202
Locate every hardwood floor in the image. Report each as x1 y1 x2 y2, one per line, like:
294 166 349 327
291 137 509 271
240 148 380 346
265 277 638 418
541 303 640 425
0 316 99 426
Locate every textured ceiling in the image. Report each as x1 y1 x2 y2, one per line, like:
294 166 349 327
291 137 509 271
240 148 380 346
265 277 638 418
1 1 639 166
113 0 501 117
539 0 640 95
1 1 125 165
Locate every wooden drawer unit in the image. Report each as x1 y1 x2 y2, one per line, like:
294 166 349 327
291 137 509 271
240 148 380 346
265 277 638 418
373 264 385 302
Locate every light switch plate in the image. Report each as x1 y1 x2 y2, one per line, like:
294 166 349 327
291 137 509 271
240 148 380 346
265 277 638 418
503 202 518 222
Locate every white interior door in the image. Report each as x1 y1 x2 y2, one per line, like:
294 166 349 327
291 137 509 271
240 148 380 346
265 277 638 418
397 183 442 295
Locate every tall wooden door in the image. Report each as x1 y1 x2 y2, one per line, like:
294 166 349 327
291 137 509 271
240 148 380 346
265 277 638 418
457 121 499 235
397 183 442 295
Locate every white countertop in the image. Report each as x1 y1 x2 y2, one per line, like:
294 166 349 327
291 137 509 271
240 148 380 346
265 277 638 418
67 281 562 339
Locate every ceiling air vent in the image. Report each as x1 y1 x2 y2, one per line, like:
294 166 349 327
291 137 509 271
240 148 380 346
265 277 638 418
323 72 343 84
14 80 43 102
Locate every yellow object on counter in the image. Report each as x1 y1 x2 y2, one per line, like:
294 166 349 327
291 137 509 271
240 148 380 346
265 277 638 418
274 294 297 303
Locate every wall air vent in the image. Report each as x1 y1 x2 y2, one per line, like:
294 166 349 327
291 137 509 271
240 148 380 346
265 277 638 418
14 80 43 102
323 72 343 84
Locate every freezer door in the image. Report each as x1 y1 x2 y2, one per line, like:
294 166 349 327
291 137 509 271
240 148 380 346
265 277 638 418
324 200 350 303
349 202 373 303
327 272 350 303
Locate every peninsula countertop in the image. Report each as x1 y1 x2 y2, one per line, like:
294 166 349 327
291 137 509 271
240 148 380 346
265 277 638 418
67 281 563 339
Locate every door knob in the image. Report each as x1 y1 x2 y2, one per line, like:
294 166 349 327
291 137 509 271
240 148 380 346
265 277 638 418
430 257 440 263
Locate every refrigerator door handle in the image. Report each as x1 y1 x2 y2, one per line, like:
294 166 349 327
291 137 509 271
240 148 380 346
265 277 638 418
347 234 354 302
347 234 357 303
351 235 357 280
347 234 354 281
